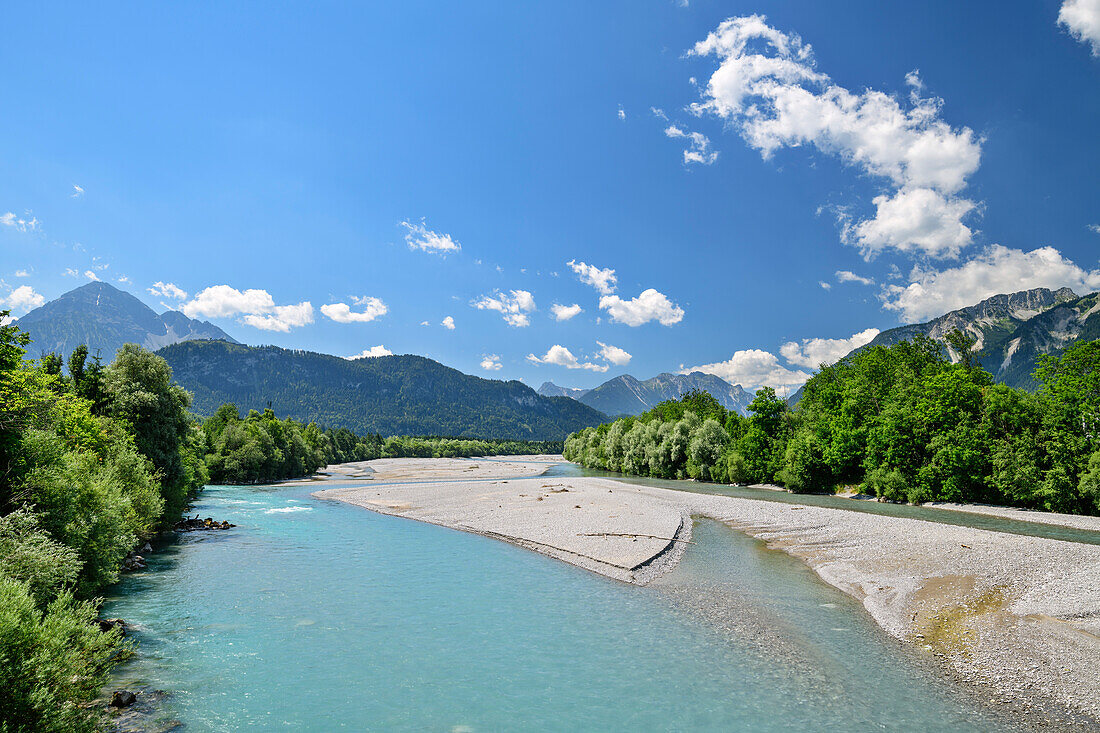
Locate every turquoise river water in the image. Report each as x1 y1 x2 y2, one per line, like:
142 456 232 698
103 471 1023 731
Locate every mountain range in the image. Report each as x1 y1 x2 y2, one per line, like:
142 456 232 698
538 371 753 417
15 281 237 360
159 340 606 441
857 287 1099 389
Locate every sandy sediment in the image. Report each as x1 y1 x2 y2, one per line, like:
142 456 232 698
314 457 1100 727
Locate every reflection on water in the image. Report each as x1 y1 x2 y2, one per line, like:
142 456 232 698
103 481 1013 731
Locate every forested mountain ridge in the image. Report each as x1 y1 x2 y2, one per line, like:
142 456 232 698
158 340 607 440
542 371 753 417
860 287 1099 389
15 282 237 360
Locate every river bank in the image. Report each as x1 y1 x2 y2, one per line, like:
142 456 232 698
317 456 1100 730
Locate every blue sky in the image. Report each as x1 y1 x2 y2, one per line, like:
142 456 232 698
2 0 1098 395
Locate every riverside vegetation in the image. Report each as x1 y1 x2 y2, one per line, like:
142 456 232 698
565 333 1100 516
0 316 554 731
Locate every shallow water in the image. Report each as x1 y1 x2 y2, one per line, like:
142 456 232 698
104 480 1012 731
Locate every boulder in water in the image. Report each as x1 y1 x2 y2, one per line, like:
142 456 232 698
110 690 137 708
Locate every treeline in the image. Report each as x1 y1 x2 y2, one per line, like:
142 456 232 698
566 334 1100 516
200 404 560 484
1 322 207 730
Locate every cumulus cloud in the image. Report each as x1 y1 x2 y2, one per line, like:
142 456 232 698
241 302 315 332
148 281 188 300
480 354 503 370
819 281 832 290
835 270 874 285
664 124 718 165
841 188 976 259
1060 0 1100 56
83 270 100 281
14 270 29 278
526 345 609 372
779 327 880 368
345 345 393 359
566 259 617 295
473 289 536 327
690 15 981 259
599 288 685 326
321 297 388 324
551 303 583 321
71 185 84 198
880 245 1100 323
441 315 455 330
183 285 314 332
0 212 39 232
618 104 626 120
400 218 460 254
0 285 45 314
597 341 632 366
685 349 811 392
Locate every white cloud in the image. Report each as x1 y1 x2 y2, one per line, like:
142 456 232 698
779 327 880 368
71 185 84 198
819 281 832 290
1060 0 1100 56
184 285 275 318
345 345 393 359
14 270 28 278
685 349 811 392
183 285 314 331
526 345 609 372
651 106 669 121
1089 224 1100 234
551 303 583 321
599 288 685 326
566 259 617 294
63 268 78 277
880 245 1100 323
116 275 130 284
441 315 455 330
664 124 718 165
835 270 874 285
690 15 981 259
83 270 99 281
0 212 39 232
596 341 632 366
148 281 188 300
618 104 626 120
473 289 536 327
419 320 430 326
0 285 45 314
400 218 460 254
841 188 976 259
480 354 503 370
321 297 388 324
241 302 314 332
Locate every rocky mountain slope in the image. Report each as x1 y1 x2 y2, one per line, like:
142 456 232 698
15 281 237 360
540 371 753 417
861 287 1099 388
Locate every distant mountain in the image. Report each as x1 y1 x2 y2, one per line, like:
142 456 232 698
857 287 1099 389
541 372 752 417
159 340 607 441
15 282 237 361
780 287 1100 409
537 382 590 399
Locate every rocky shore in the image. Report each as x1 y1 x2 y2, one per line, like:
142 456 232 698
316 456 1100 729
